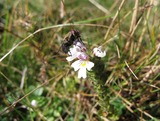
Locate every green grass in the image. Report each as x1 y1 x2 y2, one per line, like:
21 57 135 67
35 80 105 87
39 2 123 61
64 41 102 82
0 0 160 121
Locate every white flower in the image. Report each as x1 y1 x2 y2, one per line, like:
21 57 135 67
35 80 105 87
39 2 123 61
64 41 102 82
71 60 94 79
66 45 81 61
31 100 37 107
93 46 106 58
66 44 87 61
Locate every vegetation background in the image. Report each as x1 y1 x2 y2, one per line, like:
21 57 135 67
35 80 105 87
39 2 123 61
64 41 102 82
0 0 159 121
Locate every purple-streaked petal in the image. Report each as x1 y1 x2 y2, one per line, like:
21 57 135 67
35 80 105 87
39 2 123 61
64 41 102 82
77 52 89 60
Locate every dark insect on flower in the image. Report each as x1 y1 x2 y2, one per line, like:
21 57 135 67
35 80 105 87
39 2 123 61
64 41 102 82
61 29 85 53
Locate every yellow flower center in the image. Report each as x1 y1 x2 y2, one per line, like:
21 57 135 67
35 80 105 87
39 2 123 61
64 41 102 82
81 61 87 67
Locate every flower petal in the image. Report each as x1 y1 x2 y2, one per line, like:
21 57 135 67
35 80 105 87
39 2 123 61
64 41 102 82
66 56 75 61
75 41 86 52
71 60 81 71
66 46 83 62
77 52 88 60
93 46 106 58
86 61 94 71
78 67 87 78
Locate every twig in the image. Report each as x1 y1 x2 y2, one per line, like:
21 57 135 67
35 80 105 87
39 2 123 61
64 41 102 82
60 0 65 18
129 0 139 33
116 44 120 58
89 0 110 15
141 65 160 83
20 66 27 89
102 34 118 46
136 0 154 53
125 61 139 80
124 12 143 51
104 0 125 40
